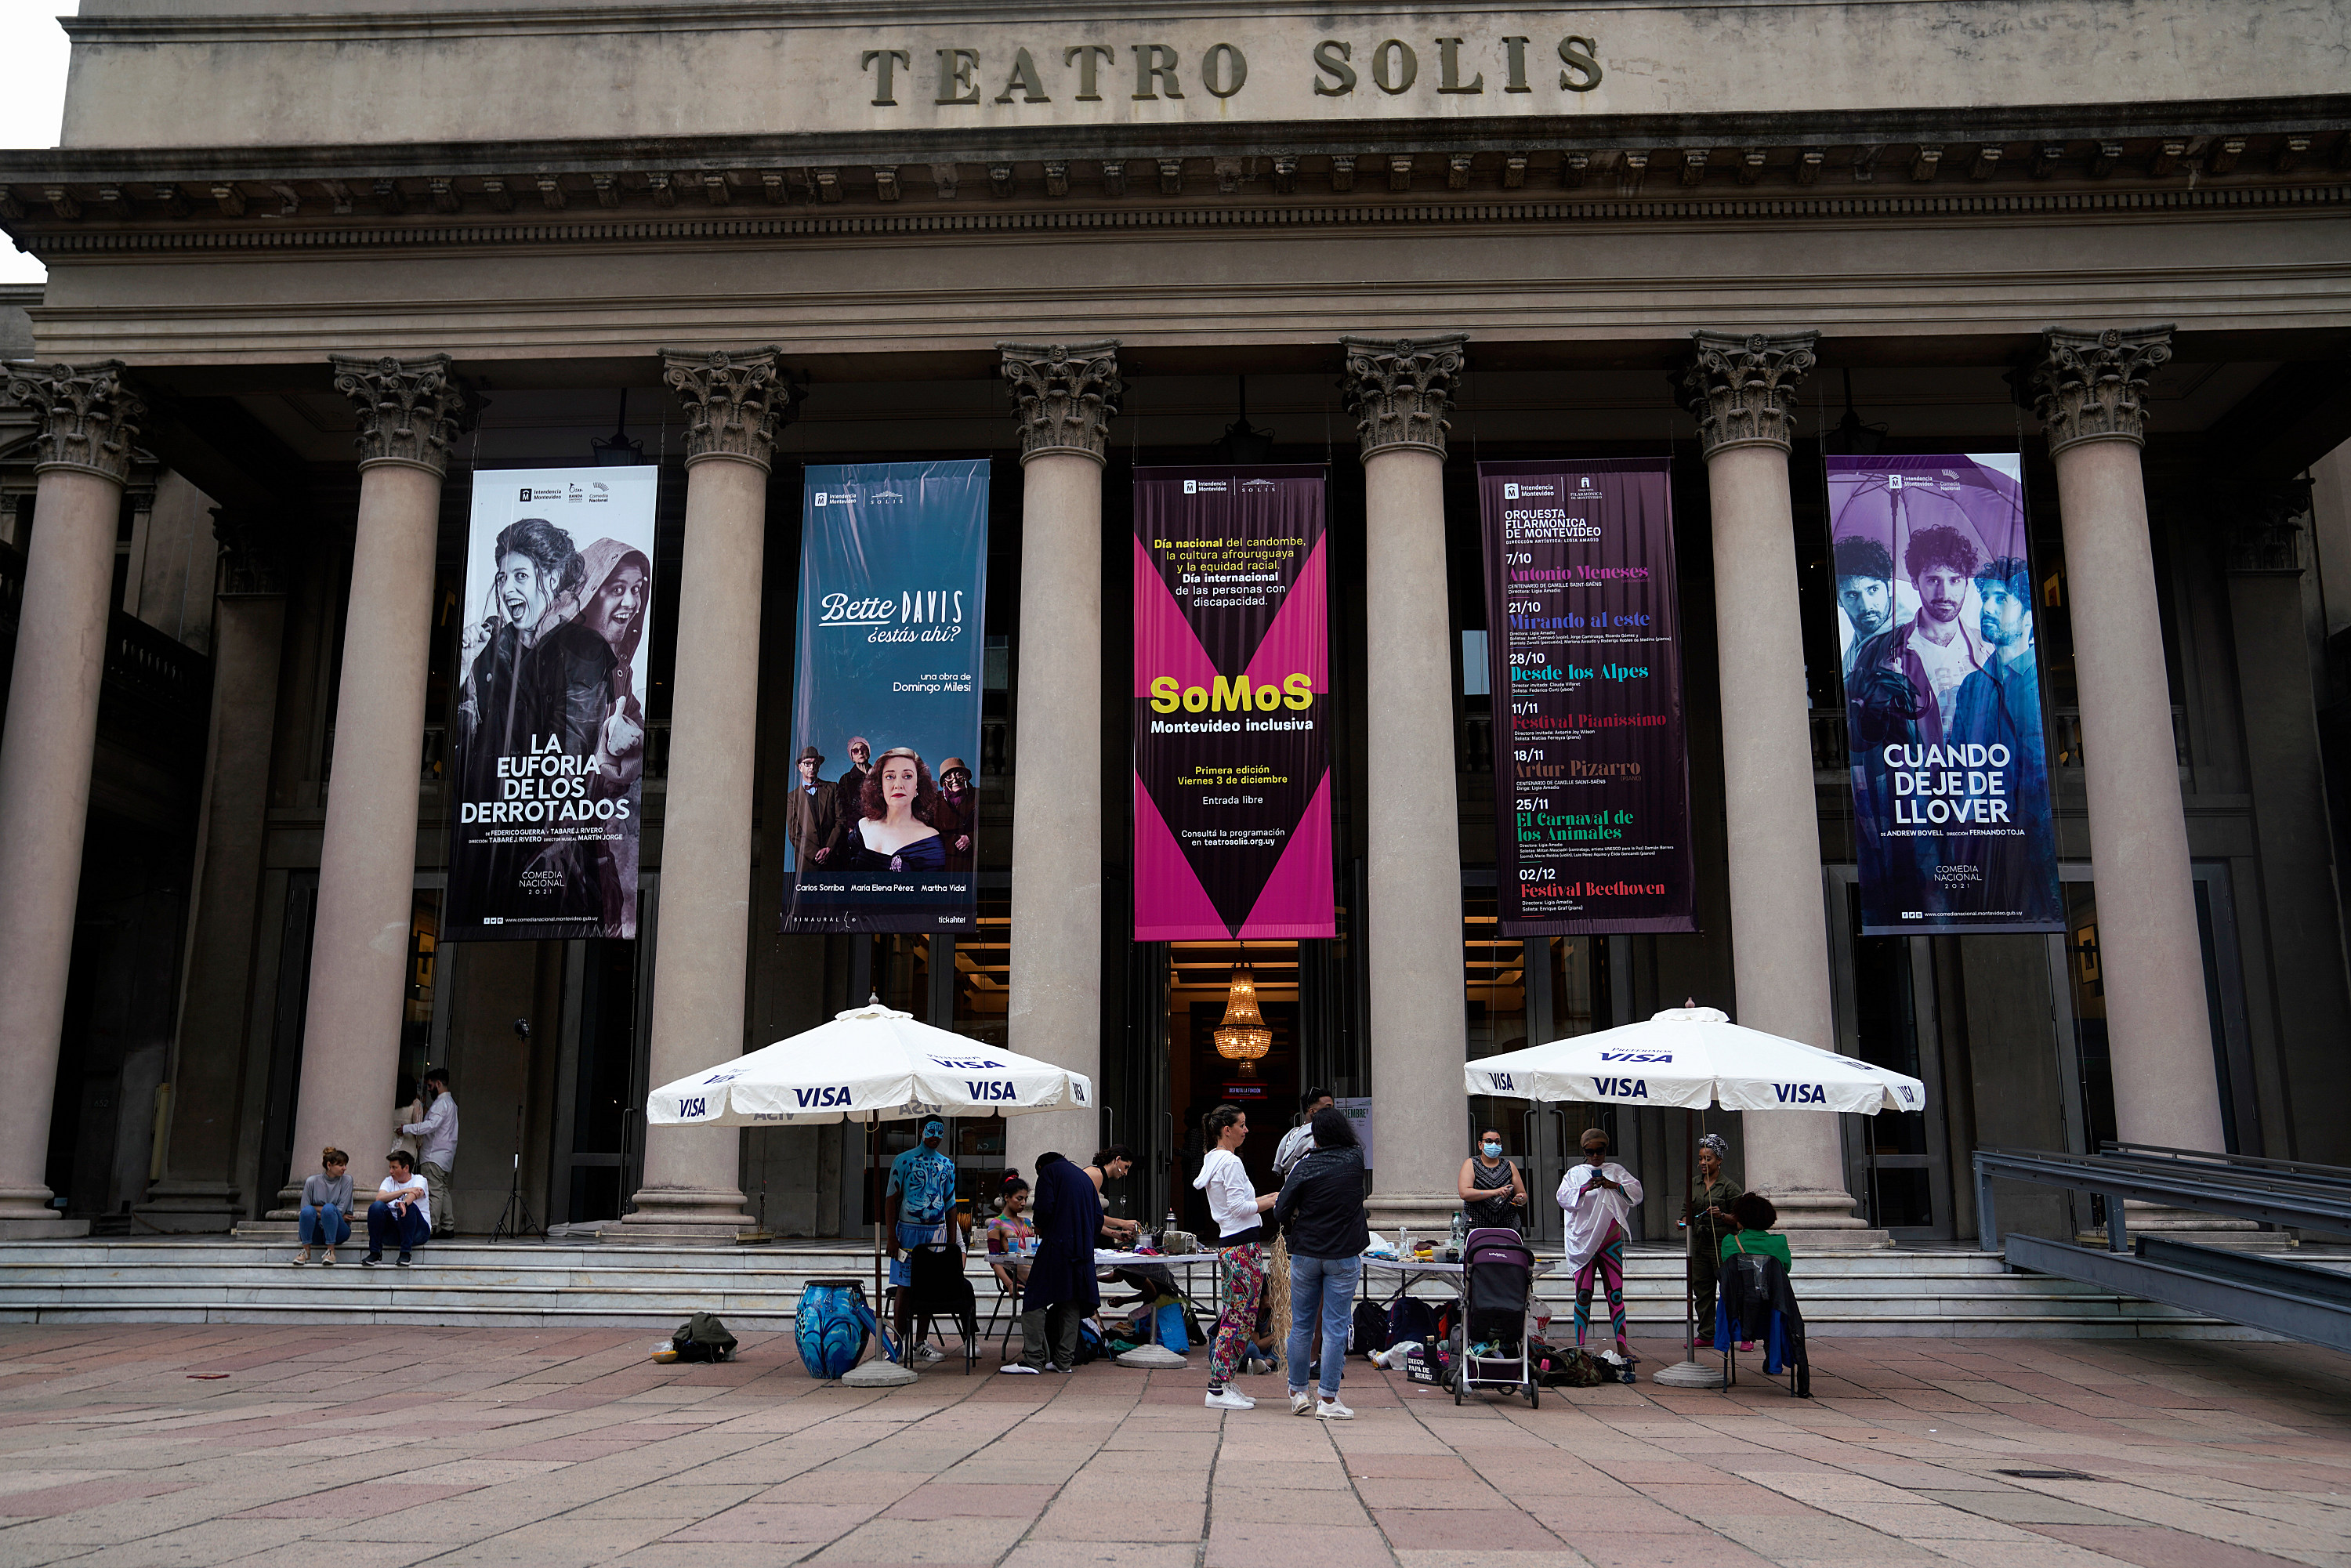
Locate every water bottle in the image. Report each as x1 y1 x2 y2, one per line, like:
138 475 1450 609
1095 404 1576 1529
1164 1209 1178 1252
1451 1210 1468 1248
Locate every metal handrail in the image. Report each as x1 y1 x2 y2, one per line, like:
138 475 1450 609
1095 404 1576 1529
2098 1141 2351 1192
1972 1146 2351 1253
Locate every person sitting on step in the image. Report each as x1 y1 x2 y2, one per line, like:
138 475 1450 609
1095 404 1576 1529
294 1147 353 1266
362 1150 432 1268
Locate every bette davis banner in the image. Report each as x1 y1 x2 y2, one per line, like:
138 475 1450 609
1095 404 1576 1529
1477 459 1694 934
1133 465 1334 940
1827 454 2060 934
782 460 989 933
447 465 659 941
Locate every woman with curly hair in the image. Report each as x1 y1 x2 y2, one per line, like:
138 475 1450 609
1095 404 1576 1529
849 746 946 872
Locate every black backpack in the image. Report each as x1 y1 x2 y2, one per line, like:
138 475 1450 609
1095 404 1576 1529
1350 1299 1389 1356
671 1312 737 1363
1386 1295 1437 1349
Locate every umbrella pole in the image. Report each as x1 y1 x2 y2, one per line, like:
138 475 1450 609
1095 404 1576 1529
870 1113 885 1353
1654 1106 1725 1389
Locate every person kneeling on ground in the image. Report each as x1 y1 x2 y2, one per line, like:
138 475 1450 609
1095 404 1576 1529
294 1146 353 1266
363 1150 432 1267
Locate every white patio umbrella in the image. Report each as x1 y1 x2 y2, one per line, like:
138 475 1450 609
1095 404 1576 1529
647 1001 1093 1377
1463 1004 1926 1389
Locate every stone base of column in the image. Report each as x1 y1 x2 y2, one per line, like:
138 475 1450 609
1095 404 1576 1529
132 1182 244 1233
600 1186 769 1247
1773 1187 1894 1251
2075 1202 2295 1252
1365 1191 1462 1239
0 1185 87 1238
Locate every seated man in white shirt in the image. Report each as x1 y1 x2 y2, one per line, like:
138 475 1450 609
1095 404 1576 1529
364 1150 433 1268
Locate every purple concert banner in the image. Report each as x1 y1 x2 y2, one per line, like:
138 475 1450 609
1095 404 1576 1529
1132 465 1334 940
1827 454 2060 934
1478 459 1694 935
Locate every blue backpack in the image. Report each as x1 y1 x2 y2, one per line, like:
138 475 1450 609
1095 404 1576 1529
1386 1295 1438 1349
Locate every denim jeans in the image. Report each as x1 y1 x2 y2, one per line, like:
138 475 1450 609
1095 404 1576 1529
367 1200 430 1257
1285 1253 1361 1398
298 1204 350 1248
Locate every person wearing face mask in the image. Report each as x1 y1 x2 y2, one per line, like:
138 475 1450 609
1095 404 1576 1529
1682 1133 1743 1348
1556 1126 1643 1361
1457 1128 1527 1234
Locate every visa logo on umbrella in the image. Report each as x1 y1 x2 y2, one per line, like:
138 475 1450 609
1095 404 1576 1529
794 1085 854 1108
969 1080 1020 1102
1774 1084 1828 1104
1599 1052 1672 1063
1489 1072 1516 1092
1593 1077 1648 1099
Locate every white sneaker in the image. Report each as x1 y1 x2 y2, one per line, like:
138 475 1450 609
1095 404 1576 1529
1288 1390 1315 1416
1204 1387 1255 1411
1315 1398 1356 1421
915 1344 945 1364
997 1363 1040 1375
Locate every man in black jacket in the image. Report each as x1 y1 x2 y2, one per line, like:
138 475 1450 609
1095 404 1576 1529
1272 1107 1370 1419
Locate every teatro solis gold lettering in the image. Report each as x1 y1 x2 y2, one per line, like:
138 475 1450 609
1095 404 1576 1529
859 36 1600 107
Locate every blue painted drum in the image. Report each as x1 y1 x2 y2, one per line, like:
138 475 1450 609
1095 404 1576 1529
796 1277 875 1378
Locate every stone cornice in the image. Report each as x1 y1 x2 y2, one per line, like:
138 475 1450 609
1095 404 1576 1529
2 361 146 483
1000 340 1121 464
1675 329 1819 457
661 346 795 471
1341 334 1467 459
329 353 465 476
2028 324 2175 454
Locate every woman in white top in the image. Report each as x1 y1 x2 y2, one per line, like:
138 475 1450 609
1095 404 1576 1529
1192 1103 1277 1411
1556 1126 1644 1358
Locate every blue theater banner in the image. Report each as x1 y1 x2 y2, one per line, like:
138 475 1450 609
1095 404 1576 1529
1826 454 2061 934
781 461 989 933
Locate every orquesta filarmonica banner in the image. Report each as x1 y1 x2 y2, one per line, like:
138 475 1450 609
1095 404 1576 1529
1477 458 1696 934
447 465 660 941
1133 465 1335 940
1827 454 2061 934
782 461 989 934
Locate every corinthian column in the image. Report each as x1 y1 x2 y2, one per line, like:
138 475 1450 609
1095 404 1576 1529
0 362 145 1237
139 512 288 1230
612 347 792 1244
999 341 1120 1172
1677 330 1883 1248
2030 327 2230 1171
278 357 464 1216
1342 334 1470 1234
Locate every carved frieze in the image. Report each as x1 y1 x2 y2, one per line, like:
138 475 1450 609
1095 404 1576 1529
2028 324 2173 454
2 360 146 483
1000 340 1123 464
328 353 465 476
1674 330 1818 457
661 346 795 472
1340 334 1468 459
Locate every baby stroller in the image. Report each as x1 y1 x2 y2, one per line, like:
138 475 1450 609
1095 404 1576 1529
1454 1226 1539 1408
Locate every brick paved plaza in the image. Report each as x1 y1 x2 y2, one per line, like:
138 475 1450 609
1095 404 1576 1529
0 1326 2343 1568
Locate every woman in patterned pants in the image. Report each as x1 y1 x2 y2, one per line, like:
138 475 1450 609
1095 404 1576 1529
1556 1126 1645 1357
1194 1104 1277 1410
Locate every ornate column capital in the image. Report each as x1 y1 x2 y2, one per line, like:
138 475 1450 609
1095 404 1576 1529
1339 334 1467 460
211 506 289 598
2 360 146 483
661 346 795 473
1674 330 1819 458
2028 324 2174 455
1000 341 1122 465
328 353 465 477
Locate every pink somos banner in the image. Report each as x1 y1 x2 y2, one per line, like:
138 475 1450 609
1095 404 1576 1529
1133 466 1334 940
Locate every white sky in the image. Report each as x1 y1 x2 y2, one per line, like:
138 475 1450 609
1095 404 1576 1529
0 2 74 286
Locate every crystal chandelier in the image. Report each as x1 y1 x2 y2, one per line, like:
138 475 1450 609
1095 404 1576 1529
1212 965 1272 1077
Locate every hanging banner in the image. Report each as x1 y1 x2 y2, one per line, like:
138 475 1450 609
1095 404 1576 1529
1133 465 1334 940
447 465 660 941
1828 454 2060 934
782 460 989 933
1478 459 1694 934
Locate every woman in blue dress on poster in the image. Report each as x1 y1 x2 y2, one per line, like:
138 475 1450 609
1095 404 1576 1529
849 745 947 873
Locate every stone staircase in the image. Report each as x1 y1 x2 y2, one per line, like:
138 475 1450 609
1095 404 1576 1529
0 1238 2315 1337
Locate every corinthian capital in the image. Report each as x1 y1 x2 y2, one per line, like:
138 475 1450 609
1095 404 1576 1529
661 346 795 472
1340 334 1467 460
1000 341 1122 464
3 360 146 483
1675 331 1819 458
329 353 465 476
2029 324 2173 454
